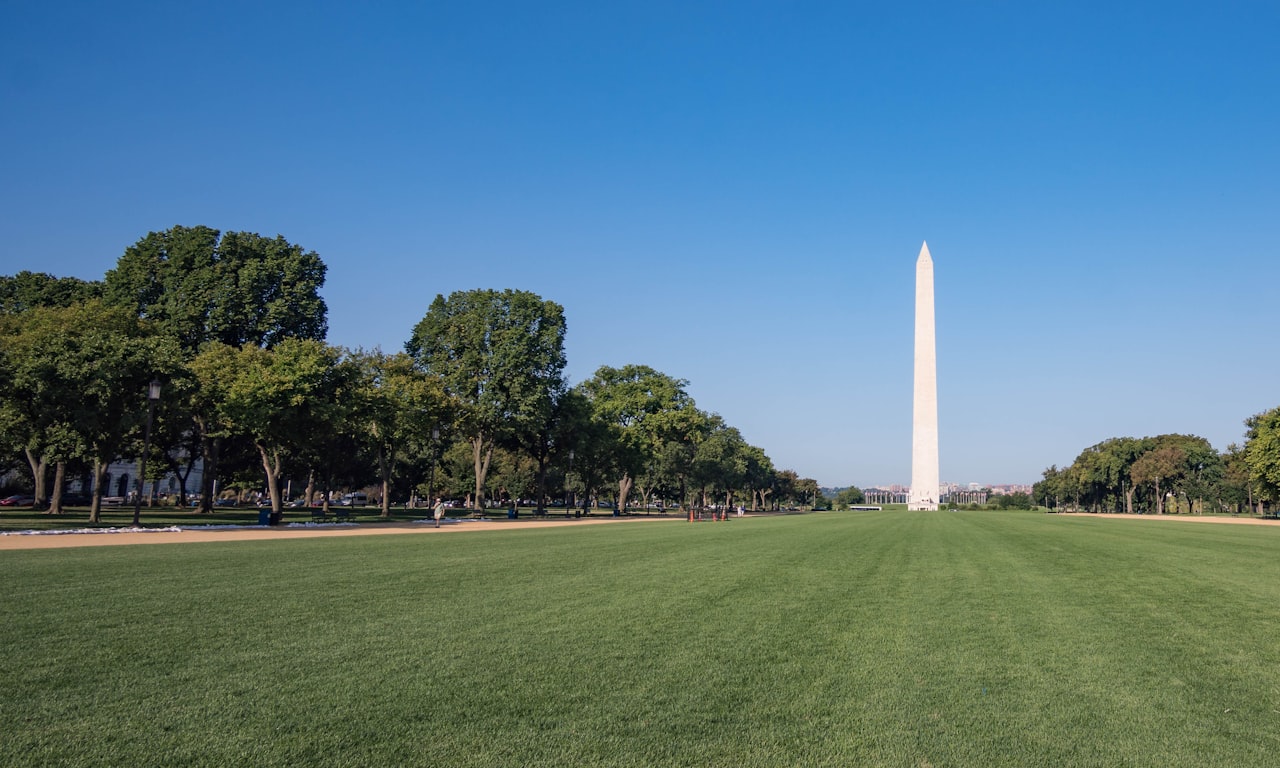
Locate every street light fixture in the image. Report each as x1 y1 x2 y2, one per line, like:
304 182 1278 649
132 379 161 527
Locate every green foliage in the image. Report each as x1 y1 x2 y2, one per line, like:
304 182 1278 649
0 271 102 314
0 301 181 519
1042 433 1233 515
406 289 567 509
834 487 866 508
1244 407 1280 505
988 491 1032 509
4 513 1280 766
347 350 450 515
103 225 328 352
189 339 353 511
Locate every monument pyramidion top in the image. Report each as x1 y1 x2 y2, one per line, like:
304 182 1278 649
917 241 932 263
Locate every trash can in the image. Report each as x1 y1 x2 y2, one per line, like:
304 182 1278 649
258 508 271 526
507 507 517 519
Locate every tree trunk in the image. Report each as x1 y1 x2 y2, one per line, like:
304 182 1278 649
47 462 66 515
534 442 549 515
24 448 48 508
1123 484 1135 515
618 474 634 515
257 443 283 513
471 434 493 511
378 443 393 519
163 450 197 510
89 458 105 524
198 433 220 514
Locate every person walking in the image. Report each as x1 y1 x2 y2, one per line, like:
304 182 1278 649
433 497 445 528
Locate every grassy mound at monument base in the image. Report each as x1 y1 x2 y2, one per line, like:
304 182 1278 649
3 511 1278 766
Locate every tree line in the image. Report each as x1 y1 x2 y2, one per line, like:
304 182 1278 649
0 225 829 522
1032 419 1280 516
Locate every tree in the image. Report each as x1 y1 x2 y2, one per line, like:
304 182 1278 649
1130 442 1186 515
580 365 698 514
349 350 450 518
794 477 820 509
1161 434 1220 514
741 445 776 511
406 289 567 511
191 339 351 514
1220 443 1254 514
534 387 599 513
834 487 866 509
1033 465 1064 510
0 301 180 521
0 271 105 507
104 226 328 352
773 469 799 510
1244 407 1280 512
0 271 102 314
689 416 754 511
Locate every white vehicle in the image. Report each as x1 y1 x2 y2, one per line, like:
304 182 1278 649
340 492 369 506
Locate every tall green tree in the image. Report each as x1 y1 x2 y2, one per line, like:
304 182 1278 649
104 226 328 352
579 365 698 514
0 271 105 506
741 444 776 511
190 339 351 514
0 301 180 521
834 487 866 509
1130 442 1186 515
1244 407 1280 512
690 416 751 511
406 289 567 511
105 226 329 509
0 271 103 314
349 350 450 518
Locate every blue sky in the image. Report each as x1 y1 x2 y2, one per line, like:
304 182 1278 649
2 2 1277 487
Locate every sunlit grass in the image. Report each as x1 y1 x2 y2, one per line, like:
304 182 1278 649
3 511 1278 766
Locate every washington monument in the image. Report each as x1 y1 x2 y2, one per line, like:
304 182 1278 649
909 241 939 511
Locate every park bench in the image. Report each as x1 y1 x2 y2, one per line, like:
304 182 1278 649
335 507 353 522
310 507 327 522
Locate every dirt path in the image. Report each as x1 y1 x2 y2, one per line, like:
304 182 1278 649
0 516 680 551
1060 512 1280 527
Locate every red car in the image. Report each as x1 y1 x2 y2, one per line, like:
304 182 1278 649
0 494 36 506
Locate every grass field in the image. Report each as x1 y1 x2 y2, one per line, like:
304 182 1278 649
3 511 1279 767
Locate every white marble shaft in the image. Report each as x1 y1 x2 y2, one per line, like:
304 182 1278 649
909 242 939 511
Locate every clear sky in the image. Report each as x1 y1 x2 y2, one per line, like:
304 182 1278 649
2 2 1277 488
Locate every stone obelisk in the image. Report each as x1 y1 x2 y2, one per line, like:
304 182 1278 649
909 241 939 511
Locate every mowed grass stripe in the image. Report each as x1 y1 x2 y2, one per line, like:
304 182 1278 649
2 511 1278 767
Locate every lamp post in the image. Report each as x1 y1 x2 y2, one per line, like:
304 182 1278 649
132 380 161 527
566 449 574 518
426 427 440 506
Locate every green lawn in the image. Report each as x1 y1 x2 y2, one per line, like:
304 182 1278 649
3 511 1278 767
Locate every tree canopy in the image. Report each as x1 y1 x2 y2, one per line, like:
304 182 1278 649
406 289 567 510
103 225 327 352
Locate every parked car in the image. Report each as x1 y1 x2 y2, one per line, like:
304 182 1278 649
0 494 36 506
